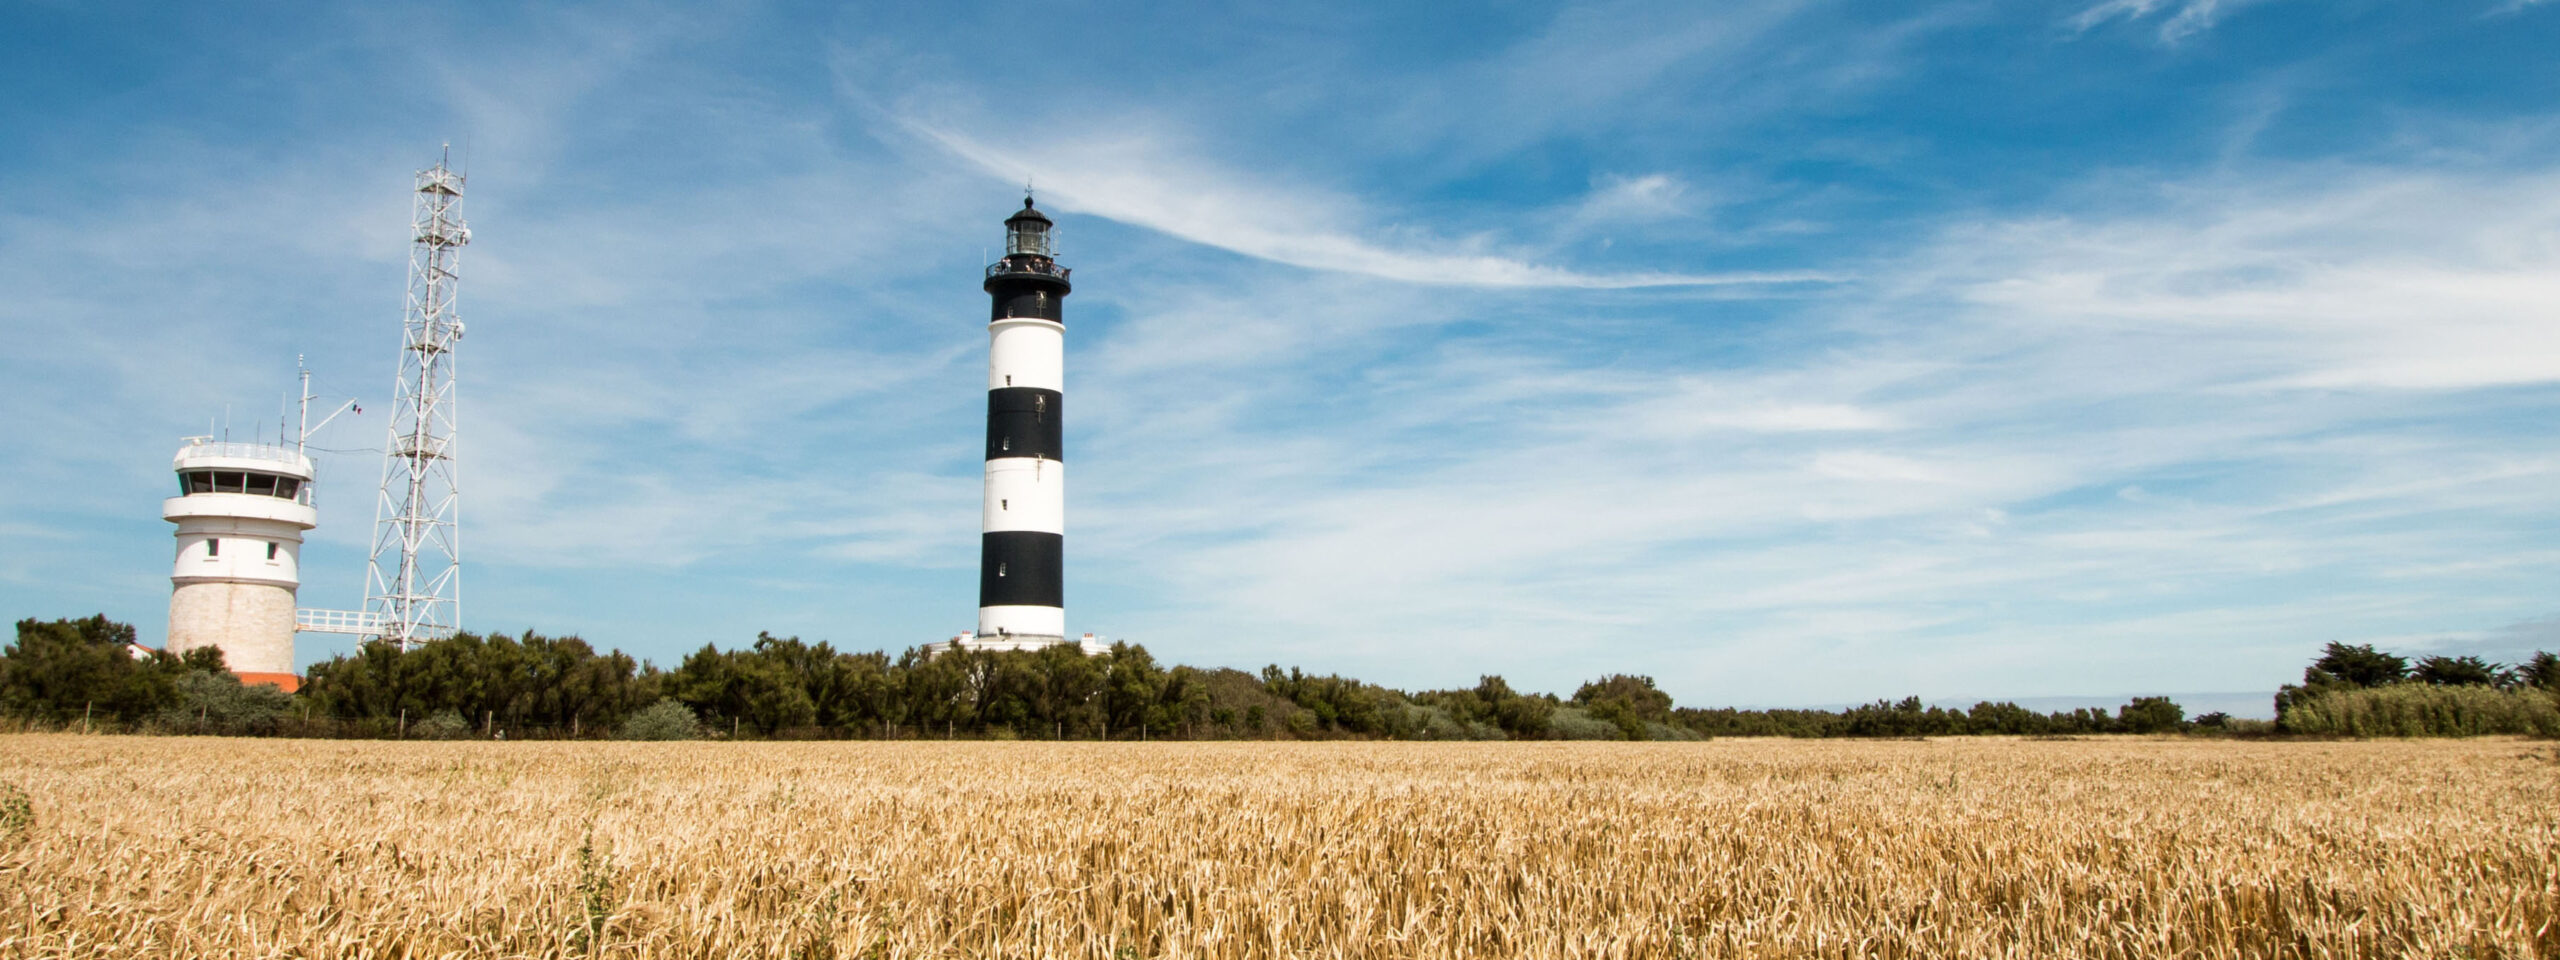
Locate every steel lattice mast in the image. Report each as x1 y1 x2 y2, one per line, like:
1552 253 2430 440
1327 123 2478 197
365 150 469 648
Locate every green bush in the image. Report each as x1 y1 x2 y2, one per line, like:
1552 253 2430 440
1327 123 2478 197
1548 707 1622 740
153 670 293 735
2280 684 2560 737
415 709 473 740
1384 701 1487 740
2 616 183 723
1281 710 1319 737
1642 721 1706 741
2118 696 2185 734
617 699 701 741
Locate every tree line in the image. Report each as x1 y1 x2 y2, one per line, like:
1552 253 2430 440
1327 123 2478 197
4 615 2553 739
2272 642 2560 737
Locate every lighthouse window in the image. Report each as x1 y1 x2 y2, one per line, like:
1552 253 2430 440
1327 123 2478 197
275 478 300 500
213 472 245 494
206 539 219 557
1001 499 1009 510
997 563 1007 577
182 472 212 494
1002 436 1011 451
266 542 279 561
245 473 278 497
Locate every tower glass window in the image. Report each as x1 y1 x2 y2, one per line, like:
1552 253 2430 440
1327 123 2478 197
1005 199 1053 258
1008 221 1050 257
179 471 303 499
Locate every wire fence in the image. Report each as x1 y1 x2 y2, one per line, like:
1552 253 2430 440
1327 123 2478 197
1 712 1270 743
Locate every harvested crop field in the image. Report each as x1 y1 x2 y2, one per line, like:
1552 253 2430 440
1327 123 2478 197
0 735 2552 959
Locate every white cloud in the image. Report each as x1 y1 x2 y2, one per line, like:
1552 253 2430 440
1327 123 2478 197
1939 172 2560 390
1558 174 1703 241
905 121 1832 289
2070 0 2272 43
1064 162 2560 703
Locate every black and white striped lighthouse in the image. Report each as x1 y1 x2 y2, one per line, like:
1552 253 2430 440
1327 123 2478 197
976 197 1070 646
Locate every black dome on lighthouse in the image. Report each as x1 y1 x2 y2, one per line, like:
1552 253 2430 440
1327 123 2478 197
1005 196 1052 227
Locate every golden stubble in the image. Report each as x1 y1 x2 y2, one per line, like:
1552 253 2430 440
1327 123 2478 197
0 736 2552 959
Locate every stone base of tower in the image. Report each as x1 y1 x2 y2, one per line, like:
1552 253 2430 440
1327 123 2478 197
168 581 298 683
924 631 1109 657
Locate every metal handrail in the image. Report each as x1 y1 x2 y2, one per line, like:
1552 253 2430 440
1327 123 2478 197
174 440 309 467
296 608 385 636
985 259 1071 281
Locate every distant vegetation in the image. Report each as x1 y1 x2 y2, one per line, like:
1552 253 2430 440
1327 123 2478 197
4 615 2553 739
2274 642 2560 737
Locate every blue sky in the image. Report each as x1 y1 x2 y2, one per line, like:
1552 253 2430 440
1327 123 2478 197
4 0 2555 712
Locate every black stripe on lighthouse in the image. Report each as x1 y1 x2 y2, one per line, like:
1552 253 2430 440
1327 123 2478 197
984 387 1063 461
979 530 1063 607
989 284 1064 322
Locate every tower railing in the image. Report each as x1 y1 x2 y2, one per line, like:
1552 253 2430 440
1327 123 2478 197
987 259 1072 281
295 608 386 636
173 441 311 466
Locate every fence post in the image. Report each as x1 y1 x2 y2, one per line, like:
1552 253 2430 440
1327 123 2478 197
399 708 406 739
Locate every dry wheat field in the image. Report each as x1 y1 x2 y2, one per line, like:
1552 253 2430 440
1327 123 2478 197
0 735 2553 959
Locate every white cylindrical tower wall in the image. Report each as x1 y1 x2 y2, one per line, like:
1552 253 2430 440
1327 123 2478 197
163 441 317 690
167 582 297 676
982 458 1066 532
988 319 1064 391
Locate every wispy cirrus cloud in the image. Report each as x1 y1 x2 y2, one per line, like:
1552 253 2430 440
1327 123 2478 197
905 121 1833 290
1064 160 2560 705
2070 0 2274 43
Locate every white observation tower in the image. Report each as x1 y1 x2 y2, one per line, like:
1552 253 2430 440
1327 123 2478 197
165 364 372 689
162 438 318 691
